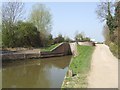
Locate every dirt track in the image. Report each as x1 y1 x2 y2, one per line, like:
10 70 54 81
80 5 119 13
88 44 118 88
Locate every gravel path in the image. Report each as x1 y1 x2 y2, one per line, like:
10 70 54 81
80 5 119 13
88 44 118 88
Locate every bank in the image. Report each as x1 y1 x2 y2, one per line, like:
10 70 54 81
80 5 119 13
61 44 95 88
2 42 94 61
2 42 72 61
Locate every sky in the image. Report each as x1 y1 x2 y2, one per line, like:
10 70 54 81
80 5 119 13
25 2 105 42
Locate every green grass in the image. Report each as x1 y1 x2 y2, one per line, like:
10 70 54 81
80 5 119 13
62 45 95 88
70 45 95 74
109 42 119 59
40 43 60 51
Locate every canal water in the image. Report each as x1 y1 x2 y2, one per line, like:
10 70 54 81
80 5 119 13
2 56 72 88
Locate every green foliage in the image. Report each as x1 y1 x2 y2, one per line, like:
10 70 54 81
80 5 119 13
30 4 52 32
16 21 41 47
2 25 17 47
75 32 84 42
69 45 94 74
2 21 41 47
106 7 116 33
29 4 52 47
62 45 94 88
96 2 116 41
53 34 65 44
74 32 90 42
109 2 120 59
41 43 59 51
46 34 54 46
109 42 118 58
40 33 53 47
83 37 91 41
64 36 72 42
97 1 120 59
2 3 53 48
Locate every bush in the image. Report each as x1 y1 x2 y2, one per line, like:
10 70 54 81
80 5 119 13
109 42 118 58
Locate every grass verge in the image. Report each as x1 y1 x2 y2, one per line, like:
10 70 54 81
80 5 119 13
109 42 119 59
40 43 60 51
62 45 95 88
70 45 95 74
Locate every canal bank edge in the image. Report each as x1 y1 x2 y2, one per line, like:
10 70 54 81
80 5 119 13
2 42 72 60
2 42 95 61
61 44 95 88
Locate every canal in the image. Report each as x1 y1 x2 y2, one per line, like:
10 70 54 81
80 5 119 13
2 56 72 88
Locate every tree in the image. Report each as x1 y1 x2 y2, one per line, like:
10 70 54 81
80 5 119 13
16 21 41 47
114 1 120 58
2 2 24 47
83 37 91 41
98 1 120 58
2 2 24 25
96 1 116 40
64 36 72 42
54 34 65 44
47 34 53 45
96 2 114 22
102 24 110 44
75 32 85 42
29 4 52 47
114 1 120 44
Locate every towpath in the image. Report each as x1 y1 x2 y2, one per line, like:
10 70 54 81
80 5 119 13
88 44 118 88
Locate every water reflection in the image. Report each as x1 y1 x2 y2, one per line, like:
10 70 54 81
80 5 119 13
2 56 71 88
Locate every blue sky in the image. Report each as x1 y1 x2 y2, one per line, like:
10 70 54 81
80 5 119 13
25 2 105 42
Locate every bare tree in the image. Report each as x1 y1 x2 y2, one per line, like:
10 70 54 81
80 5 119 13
2 2 24 26
96 1 115 22
96 1 116 40
2 2 24 47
